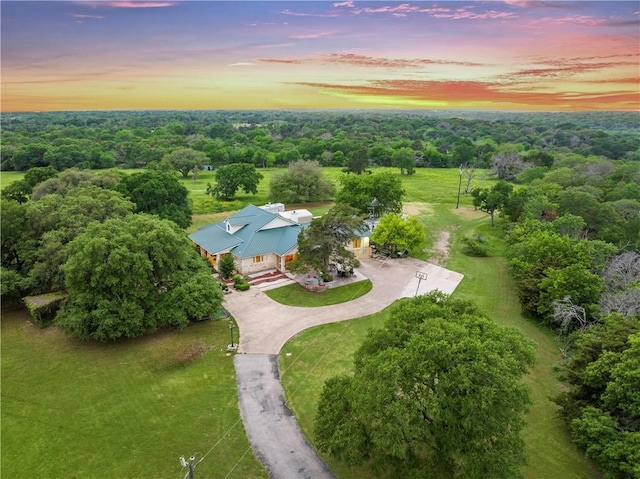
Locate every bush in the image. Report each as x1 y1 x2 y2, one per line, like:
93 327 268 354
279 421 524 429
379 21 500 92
234 282 250 291
462 235 489 257
233 274 250 291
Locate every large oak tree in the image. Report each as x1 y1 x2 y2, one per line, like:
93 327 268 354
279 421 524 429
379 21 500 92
117 170 192 228
335 171 404 218
268 160 335 204
315 293 536 478
207 162 263 201
57 214 223 341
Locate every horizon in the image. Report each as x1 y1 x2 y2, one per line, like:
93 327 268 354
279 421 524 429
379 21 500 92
2 1 639 113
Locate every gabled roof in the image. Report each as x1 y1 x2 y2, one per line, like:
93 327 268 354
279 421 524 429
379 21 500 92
189 204 302 258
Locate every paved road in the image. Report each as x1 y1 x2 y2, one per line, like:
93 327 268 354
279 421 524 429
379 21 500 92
225 258 464 354
235 354 336 479
229 258 463 478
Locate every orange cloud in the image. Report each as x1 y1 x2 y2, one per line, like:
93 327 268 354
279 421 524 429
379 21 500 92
289 79 640 110
510 60 638 79
259 58 303 64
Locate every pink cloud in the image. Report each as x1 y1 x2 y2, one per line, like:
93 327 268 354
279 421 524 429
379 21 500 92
281 9 339 18
290 31 335 39
347 4 516 20
259 53 486 69
104 2 177 8
502 1 578 8
259 58 303 64
432 8 516 20
72 13 104 19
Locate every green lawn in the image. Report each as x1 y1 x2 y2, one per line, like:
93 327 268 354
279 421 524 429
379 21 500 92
1 308 267 479
279 205 602 479
0 170 25 188
265 280 372 307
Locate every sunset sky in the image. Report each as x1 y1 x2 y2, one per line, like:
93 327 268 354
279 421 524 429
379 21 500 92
2 1 639 112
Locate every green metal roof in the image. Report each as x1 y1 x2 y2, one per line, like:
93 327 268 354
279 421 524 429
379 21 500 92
188 204 301 258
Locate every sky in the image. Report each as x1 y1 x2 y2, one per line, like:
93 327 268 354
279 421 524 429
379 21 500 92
1 1 639 112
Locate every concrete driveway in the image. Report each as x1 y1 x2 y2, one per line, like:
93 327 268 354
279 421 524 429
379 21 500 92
229 258 463 479
224 257 464 354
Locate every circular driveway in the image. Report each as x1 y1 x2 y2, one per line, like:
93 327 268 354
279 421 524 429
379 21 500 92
228 258 464 478
225 257 464 354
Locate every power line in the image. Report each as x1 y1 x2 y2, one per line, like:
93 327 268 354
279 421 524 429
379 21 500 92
200 417 242 461
223 446 252 479
178 417 243 478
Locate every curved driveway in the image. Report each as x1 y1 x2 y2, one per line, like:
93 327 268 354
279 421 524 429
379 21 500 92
225 258 464 354
228 258 463 478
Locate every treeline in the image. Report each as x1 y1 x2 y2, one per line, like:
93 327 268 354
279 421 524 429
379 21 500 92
0 166 224 341
480 155 640 478
1 110 638 172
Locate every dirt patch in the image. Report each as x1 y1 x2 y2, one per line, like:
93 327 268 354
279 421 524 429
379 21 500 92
403 202 434 216
173 341 210 365
426 231 450 266
452 206 485 220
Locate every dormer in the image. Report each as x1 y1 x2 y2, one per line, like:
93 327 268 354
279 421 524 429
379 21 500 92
224 219 246 235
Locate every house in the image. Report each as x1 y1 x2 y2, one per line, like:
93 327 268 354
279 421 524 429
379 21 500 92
189 204 303 275
189 204 372 275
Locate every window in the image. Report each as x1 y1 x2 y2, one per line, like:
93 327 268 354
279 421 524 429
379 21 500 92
253 255 263 263
352 238 362 249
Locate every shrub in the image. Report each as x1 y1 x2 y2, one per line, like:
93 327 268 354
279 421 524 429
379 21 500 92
462 235 489 257
233 274 250 291
219 254 235 279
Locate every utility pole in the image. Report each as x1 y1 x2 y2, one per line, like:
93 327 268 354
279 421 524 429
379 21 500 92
456 165 463 209
180 455 202 479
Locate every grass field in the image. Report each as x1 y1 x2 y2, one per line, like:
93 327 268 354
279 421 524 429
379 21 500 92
1 166 495 215
279 205 602 479
1 309 267 479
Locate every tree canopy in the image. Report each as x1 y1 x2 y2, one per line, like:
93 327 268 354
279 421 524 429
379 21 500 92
555 315 640 479
57 214 223 341
289 204 366 278
116 170 192 228
472 180 513 226
315 292 536 478
392 147 416 175
335 171 404 218
268 160 335 204
1 166 58 203
370 213 425 255
207 163 263 201
161 147 208 179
